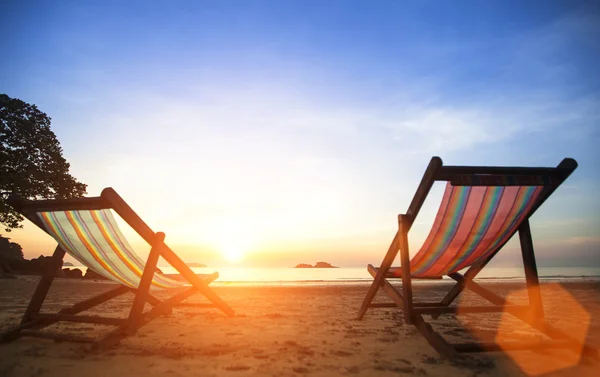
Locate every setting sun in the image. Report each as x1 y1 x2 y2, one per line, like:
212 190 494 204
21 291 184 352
216 235 254 263
220 240 247 263
209 218 260 264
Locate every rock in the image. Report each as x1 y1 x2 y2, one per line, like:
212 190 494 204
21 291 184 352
314 261 338 268
30 255 62 275
8 255 63 276
62 268 83 279
294 262 339 268
83 269 107 280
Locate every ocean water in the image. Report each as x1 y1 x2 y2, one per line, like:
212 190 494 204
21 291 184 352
66 265 600 285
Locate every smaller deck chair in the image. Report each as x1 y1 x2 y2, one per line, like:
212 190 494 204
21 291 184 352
1 188 234 348
357 157 597 358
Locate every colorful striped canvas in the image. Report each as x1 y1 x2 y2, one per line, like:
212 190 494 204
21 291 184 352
37 209 184 290
405 182 543 278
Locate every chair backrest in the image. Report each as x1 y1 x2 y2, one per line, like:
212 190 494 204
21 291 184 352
410 183 543 277
36 209 183 289
402 157 577 278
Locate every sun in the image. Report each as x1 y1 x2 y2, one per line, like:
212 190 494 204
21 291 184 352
220 239 249 263
211 218 258 264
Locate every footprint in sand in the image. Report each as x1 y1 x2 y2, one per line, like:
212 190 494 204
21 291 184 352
421 355 442 365
444 329 466 336
376 337 399 343
224 364 252 371
331 350 354 357
292 366 310 373
245 349 263 359
374 364 419 374
298 348 314 356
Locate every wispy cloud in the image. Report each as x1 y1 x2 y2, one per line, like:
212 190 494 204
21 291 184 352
380 94 599 155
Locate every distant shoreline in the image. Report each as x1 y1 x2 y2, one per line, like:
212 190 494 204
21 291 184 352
33 265 600 285
185 262 207 267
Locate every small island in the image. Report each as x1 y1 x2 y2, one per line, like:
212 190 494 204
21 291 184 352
63 262 74 266
185 262 207 267
294 261 338 268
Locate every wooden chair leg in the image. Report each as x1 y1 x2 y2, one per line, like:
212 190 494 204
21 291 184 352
21 246 65 324
398 215 414 324
160 244 235 317
126 232 163 334
61 286 130 315
357 232 400 319
1 275 130 343
431 257 491 320
142 286 199 322
519 219 544 320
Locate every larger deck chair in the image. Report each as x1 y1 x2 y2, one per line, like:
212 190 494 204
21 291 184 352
1 188 234 348
357 157 597 358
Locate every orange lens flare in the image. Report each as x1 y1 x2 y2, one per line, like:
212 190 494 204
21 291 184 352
457 282 593 376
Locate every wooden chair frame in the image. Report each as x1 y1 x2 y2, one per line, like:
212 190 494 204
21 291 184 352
1 188 234 348
357 157 598 358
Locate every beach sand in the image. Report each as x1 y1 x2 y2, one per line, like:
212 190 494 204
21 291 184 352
1 276 599 376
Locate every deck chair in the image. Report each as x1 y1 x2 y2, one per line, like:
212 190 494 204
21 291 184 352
357 157 598 358
0 187 234 348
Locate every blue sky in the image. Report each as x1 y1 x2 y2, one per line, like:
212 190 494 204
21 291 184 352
1 0 599 267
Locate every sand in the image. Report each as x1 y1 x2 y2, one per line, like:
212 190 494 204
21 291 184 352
1 276 599 377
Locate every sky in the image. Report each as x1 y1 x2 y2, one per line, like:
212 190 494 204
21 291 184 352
1 0 599 268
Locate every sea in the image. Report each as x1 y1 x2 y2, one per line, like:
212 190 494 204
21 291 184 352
65 266 600 285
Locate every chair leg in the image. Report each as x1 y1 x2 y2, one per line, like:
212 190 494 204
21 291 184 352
1 280 129 343
126 232 163 334
431 257 492 320
156 241 235 317
21 246 66 324
398 215 414 324
519 219 544 320
357 232 400 319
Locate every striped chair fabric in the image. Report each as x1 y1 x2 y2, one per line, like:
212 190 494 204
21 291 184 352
37 209 184 289
391 182 543 278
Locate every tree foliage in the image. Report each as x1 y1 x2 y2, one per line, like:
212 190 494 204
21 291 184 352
0 94 87 231
0 235 24 262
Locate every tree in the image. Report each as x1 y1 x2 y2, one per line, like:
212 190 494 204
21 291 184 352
0 94 87 231
0 235 24 262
